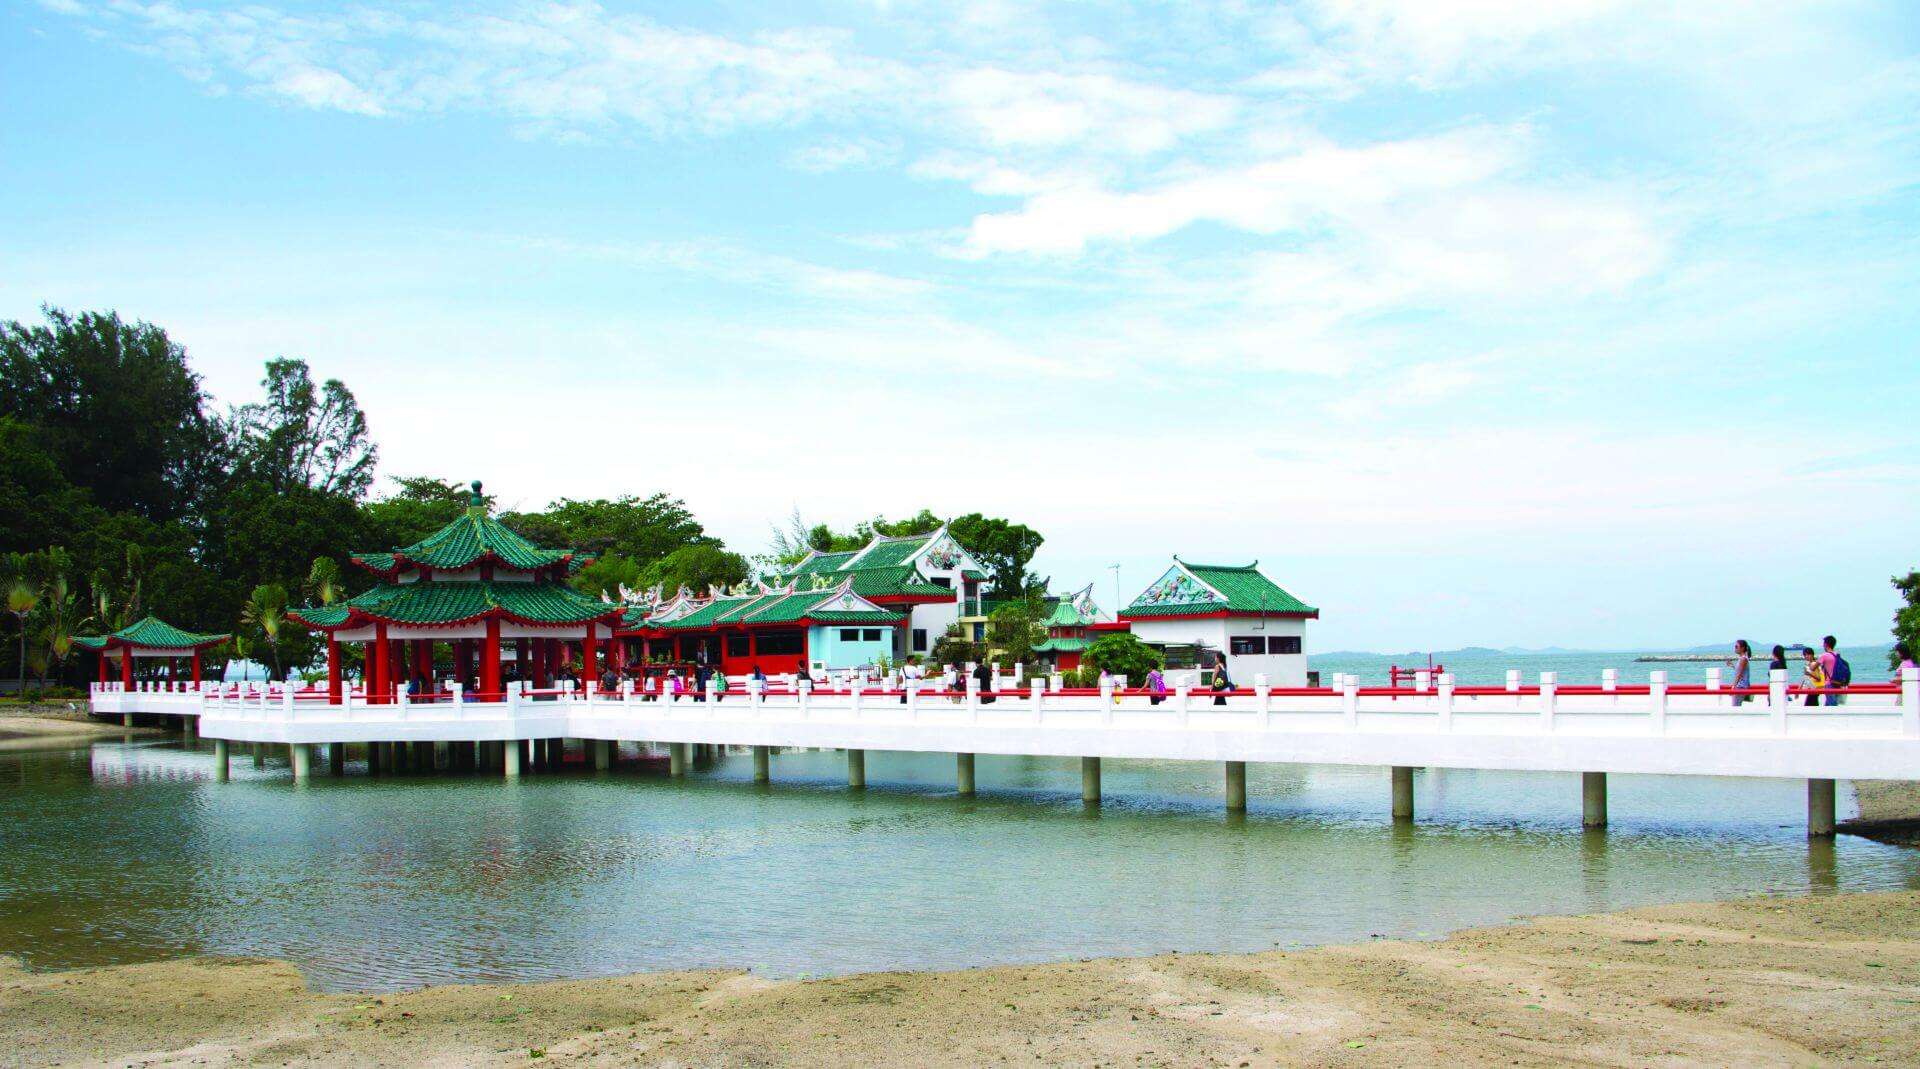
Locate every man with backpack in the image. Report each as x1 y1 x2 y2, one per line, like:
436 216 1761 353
1823 635 1850 706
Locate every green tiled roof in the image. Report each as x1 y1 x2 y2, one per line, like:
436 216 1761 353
1033 636 1090 653
1122 561 1317 618
846 566 951 599
290 581 620 628
629 588 905 631
848 535 928 569
75 616 230 651
352 486 582 577
789 550 858 576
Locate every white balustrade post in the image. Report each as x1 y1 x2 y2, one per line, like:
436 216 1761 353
1705 667 1721 693
706 678 719 711
905 679 919 719
1414 669 1431 693
1769 668 1789 734
1012 661 1024 686
1649 670 1668 735
1030 679 1045 722
1254 673 1271 727
849 679 863 719
1174 684 1190 725
1049 673 1063 693
1342 674 1359 729
1437 672 1455 731
508 683 522 718
1602 667 1618 693
1903 667 1920 737
449 682 462 718
1505 669 1521 693
282 685 295 721
966 673 980 722
1539 671 1557 731
1098 675 1113 724
798 678 812 717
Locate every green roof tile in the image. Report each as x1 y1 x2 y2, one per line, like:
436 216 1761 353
848 535 928 569
75 616 230 651
290 581 619 628
1122 561 1316 618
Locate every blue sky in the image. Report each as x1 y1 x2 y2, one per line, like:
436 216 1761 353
4 0 1918 653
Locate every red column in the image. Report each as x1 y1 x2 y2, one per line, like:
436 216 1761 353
533 637 550 688
482 617 502 699
371 624 389 705
121 649 134 689
516 639 529 686
457 639 474 690
582 626 599 692
98 653 108 685
412 639 431 688
327 635 342 704
191 649 202 686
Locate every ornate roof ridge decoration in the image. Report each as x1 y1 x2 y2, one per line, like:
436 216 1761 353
74 615 232 652
1121 558 1318 620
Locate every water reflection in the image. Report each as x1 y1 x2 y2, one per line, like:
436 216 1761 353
0 739 1913 992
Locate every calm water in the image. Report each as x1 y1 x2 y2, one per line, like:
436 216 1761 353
1 735 1915 992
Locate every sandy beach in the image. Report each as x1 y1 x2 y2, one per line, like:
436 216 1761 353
3 889 1915 1068
0 706 161 751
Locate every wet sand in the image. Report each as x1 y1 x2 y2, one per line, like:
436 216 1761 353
3 890 1916 1067
0 710 160 751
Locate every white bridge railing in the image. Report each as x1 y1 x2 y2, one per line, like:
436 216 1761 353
91 669 1920 781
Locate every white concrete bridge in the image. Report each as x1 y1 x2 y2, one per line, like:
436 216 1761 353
91 667 1920 836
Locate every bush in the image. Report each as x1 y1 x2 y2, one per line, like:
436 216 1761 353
1082 633 1162 683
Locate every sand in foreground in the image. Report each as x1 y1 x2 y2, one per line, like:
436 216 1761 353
3 890 1917 1068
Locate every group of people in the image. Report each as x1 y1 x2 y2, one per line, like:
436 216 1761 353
1726 635 1915 706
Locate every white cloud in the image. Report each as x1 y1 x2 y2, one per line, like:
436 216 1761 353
943 67 1237 155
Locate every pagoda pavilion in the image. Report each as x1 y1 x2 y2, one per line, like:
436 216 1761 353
1032 584 1102 672
288 481 624 703
76 616 231 688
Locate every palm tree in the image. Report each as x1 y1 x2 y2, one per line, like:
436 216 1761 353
39 550 88 686
306 556 342 606
242 583 288 681
5 553 41 695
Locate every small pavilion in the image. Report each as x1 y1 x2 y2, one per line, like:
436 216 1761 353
76 616 231 688
1032 584 1102 672
288 481 625 703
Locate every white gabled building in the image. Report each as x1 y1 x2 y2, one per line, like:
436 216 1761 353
780 525 989 659
1118 558 1318 687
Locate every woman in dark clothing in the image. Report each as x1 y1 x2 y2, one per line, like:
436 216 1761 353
1211 654 1232 706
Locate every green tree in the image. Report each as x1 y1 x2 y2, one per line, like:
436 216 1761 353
5 553 41 693
986 602 1043 667
1082 633 1163 683
0 308 225 522
641 545 750 595
307 556 343 606
929 622 983 670
949 513 1045 597
0 417 99 553
228 358 377 498
505 494 712 564
573 554 645 601
242 583 289 680
1893 571 1920 671
360 476 482 549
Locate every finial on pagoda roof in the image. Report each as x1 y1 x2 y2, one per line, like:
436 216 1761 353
467 479 486 517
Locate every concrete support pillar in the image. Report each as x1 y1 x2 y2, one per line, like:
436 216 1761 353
1225 761 1247 811
1582 772 1608 828
123 712 135 727
1081 756 1101 804
182 715 195 739
252 742 265 768
290 743 312 784
213 739 229 782
847 749 866 789
414 741 434 773
1808 778 1836 838
594 740 611 772
329 743 345 777
956 753 976 796
669 743 687 777
753 745 770 783
1391 766 1414 821
504 739 522 779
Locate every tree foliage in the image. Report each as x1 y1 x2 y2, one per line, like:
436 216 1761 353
641 544 751 595
949 513 1046 597
228 358 376 498
1893 571 1920 670
1082 633 1163 683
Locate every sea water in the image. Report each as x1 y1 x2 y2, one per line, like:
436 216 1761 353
1 736 1914 992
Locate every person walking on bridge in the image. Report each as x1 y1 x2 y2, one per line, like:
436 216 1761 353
1728 640 1752 706
1801 647 1827 707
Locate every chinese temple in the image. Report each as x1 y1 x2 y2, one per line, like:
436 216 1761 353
76 616 231 687
287 481 625 701
1031 584 1102 671
1116 558 1318 686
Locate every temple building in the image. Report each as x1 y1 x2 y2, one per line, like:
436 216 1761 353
776 526 988 659
1032 584 1103 672
1116 559 1318 686
287 481 626 701
615 577 907 677
76 616 231 688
